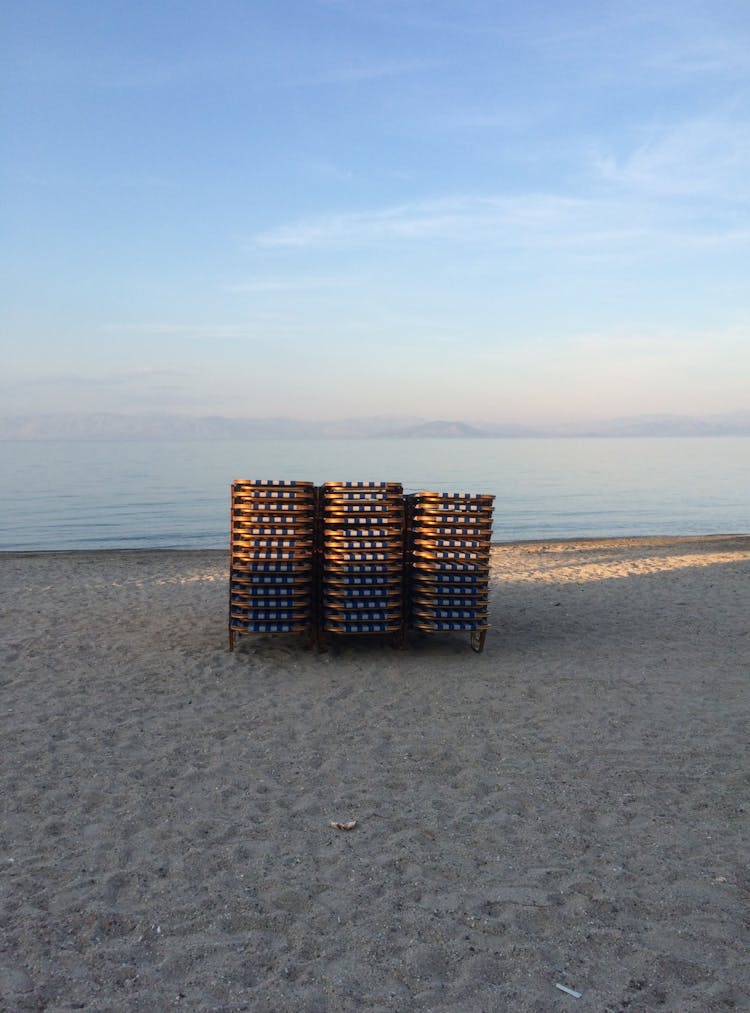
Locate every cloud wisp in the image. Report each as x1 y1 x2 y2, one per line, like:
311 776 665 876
223 276 345 294
10 366 189 390
283 57 440 88
594 116 750 199
253 194 589 248
104 323 260 341
253 184 748 253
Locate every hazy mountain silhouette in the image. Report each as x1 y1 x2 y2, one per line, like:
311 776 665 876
1 411 749 440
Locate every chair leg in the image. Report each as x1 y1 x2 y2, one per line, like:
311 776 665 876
470 629 487 654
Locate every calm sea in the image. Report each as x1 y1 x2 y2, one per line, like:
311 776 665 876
0 437 748 551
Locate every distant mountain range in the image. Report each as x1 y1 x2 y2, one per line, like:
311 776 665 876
1 411 749 440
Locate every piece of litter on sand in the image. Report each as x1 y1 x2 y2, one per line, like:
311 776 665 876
329 820 358 831
555 983 582 998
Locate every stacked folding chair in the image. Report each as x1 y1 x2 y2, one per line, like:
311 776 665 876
320 481 405 642
228 480 316 651
407 492 495 652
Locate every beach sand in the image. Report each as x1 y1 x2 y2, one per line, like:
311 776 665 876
1 536 748 1011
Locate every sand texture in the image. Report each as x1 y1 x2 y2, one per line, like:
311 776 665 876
1 536 749 1011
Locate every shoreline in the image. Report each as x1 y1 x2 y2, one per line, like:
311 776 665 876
2 531 748 558
2 535 748 1009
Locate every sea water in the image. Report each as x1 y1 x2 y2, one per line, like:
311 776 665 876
0 437 748 551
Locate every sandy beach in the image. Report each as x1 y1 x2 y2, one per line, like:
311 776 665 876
1 535 748 1012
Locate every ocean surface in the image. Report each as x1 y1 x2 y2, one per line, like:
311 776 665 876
1 437 748 551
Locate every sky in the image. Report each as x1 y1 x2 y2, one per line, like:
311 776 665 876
2 0 749 424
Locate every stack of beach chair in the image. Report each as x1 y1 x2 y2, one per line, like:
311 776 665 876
228 480 494 652
320 481 405 641
228 480 316 651
406 492 494 652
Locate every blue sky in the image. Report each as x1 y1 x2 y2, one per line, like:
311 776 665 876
2 0 749 423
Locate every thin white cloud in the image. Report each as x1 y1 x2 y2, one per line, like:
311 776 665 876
285 58 439 87
301 157 355 183
253 194 589 248
224 276 343 294
650 38 750 76
111 366 187 382
9 366 189 390
595 117 750 198
425 105 544 131
104 323 258 340
638 10 750 79
253 185 749 252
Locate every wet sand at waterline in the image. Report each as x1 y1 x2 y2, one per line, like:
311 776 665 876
1 536 748 1010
